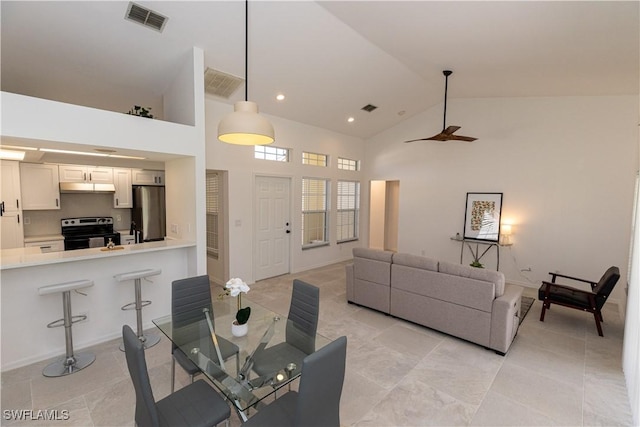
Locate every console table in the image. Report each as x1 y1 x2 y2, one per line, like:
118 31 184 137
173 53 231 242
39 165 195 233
451 236 502 271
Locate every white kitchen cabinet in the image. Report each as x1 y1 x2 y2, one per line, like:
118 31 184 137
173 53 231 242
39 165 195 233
0 160 24 249
25 239 64 253
19 163 61 210
113 168 133 208
132 169 165 185
59 165 113 183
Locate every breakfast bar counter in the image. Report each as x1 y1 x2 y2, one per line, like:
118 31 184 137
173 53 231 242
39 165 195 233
0 239 195 270
0 240 197 371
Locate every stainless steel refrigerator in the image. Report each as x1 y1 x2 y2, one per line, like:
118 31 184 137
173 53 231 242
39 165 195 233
132 186 166 242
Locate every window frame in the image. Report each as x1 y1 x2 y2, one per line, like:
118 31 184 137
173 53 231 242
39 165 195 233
336 180 360 243
301 177 330 249
337 157 360 171
254 145 290 162
302 151 329 167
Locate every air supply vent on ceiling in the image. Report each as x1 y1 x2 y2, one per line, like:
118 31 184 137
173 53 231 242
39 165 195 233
361 104 378 112
125 2 168 32
204 68 244 99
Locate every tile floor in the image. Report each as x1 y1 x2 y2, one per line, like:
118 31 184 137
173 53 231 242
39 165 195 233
1 261 633 426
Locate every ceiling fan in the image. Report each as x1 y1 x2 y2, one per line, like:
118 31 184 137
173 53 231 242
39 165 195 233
405 70 477 143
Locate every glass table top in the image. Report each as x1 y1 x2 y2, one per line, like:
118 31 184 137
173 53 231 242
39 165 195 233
153 295 329 415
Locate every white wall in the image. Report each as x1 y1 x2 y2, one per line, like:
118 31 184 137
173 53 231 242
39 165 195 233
365 95 638 304
204 98 367 284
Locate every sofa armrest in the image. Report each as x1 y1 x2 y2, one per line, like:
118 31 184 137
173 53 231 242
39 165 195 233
489 284 523 354
346 263 354 302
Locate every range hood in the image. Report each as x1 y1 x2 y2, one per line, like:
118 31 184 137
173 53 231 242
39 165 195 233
59 182 116 193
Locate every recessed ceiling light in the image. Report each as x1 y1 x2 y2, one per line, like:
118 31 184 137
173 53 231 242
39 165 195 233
347 117 355 123
276 94 285 101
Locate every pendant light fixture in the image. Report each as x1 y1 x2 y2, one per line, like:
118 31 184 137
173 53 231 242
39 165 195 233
218 0 274 145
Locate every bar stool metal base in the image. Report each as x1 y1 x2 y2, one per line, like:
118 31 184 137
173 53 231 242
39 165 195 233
115 269 162 352
43 351 96 377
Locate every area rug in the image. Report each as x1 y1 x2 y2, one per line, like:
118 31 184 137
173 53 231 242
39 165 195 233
519 296 534 325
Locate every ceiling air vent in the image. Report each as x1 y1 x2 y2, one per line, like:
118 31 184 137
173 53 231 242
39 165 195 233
361 104 378 112
125 2 168 33
204 68 244 99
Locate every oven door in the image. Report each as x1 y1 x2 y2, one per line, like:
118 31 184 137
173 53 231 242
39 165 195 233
64 237 89 251
89 237 104 248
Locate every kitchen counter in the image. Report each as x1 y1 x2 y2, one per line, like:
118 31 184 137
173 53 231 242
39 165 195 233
1 238 197 371
0 239 195 270
23 234 64 243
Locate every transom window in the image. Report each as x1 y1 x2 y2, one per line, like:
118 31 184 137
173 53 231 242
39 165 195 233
302 151 328 167
337 180 360 242
302 178 329 247
255 145 289 162
338 157 360 171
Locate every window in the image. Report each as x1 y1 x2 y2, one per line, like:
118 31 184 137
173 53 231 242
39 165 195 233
255 145 289 162
338 157 360 171
301 178 329 247
337 180 360 242
302 151 328 167
206 172 219 258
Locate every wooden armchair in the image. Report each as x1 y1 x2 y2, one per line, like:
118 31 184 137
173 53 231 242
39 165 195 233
538 266 620 336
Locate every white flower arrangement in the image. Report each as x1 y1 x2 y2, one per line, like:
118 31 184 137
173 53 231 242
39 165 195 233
225 277 250 297
220 278 251 325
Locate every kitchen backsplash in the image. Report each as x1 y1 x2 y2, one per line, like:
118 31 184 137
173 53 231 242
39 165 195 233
23 193 132 237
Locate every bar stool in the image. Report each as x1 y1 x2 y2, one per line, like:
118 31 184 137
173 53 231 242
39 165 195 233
38 279 95 377
115 268 161 350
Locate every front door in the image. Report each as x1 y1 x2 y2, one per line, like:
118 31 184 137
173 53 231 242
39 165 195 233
254 176 291 281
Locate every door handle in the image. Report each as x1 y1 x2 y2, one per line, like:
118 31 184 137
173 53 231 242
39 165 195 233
0 201 4 216
285 222 291 234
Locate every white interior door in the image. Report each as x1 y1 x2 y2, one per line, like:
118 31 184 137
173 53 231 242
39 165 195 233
255 176 291 281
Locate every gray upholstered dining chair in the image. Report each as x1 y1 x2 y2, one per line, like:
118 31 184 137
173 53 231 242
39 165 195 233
251 279 320 379
171 275 240 392
243 335 347 427
122 325 231 427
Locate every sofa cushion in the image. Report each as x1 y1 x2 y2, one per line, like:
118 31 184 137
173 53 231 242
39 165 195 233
353 248 393 263
353 249 393 286
392 252 438 272
393 264 496 313
439 261 505 297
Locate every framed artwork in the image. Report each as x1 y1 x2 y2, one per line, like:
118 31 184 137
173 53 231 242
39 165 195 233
463 192 503 242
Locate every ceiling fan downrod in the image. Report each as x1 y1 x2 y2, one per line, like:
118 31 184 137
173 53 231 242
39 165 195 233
442 70 452 131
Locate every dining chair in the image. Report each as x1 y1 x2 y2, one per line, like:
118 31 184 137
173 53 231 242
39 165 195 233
242 335 347 427
171 275 240 392
122 325 231 427
251 279 320 378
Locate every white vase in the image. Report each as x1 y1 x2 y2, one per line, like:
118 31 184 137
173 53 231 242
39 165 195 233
231 321 248 337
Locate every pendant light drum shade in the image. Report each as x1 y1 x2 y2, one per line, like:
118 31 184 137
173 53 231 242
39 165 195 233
218 101 274 145
217 0 274 145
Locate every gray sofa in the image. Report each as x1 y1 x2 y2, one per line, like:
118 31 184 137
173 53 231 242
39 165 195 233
346 248 523 354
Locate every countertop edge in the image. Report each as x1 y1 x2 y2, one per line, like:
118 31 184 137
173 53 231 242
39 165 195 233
0 240 196 270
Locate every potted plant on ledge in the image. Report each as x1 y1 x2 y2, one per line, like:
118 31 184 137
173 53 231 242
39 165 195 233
222 278 251 337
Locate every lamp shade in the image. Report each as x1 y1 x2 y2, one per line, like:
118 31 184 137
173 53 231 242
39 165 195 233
218 101 274 145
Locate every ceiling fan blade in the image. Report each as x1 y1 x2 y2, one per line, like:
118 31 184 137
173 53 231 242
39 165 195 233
448 134 477 142
442 125 461 135
404 137 431 143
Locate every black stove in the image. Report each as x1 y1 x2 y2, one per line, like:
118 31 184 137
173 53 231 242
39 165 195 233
61 217 121 251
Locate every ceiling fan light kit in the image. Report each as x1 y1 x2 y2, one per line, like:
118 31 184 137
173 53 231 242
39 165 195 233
218 0 274 145
405 69 477 143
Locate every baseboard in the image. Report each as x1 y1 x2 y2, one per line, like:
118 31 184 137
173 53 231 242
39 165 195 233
1 321 156 372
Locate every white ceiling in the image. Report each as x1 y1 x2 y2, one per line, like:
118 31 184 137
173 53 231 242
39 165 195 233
1 1 638 141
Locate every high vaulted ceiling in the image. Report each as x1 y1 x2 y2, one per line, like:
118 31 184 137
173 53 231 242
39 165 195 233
2 1 638 140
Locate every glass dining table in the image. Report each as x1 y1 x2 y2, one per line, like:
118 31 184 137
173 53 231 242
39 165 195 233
152 296 329 421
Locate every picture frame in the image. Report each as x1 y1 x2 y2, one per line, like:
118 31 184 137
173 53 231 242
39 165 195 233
463 192 503 242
